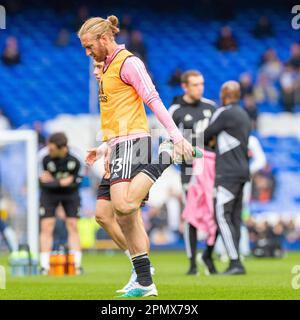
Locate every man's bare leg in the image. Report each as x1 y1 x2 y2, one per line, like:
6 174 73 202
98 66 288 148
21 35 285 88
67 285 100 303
96 199 150 253
95 199 152 292
115 209 149 257
110 173 154 216
138 210 150 253
40 217 56 271
110 138 197 215
112 182 154 289
66 217 82 269
109 143 176 216
95 199 128 251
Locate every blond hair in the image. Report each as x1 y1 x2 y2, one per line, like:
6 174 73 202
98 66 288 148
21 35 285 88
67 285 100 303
77 15 120 40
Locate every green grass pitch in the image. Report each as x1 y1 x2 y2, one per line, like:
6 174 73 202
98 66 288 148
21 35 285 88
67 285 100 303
0 251 300 300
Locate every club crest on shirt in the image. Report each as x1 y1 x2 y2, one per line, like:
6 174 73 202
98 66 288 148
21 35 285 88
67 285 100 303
67 161 76 171
184 114 193 122
47 161 56 172
203 109 212 118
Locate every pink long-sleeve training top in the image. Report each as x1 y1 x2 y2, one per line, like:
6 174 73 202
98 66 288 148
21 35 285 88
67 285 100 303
102 44 183 147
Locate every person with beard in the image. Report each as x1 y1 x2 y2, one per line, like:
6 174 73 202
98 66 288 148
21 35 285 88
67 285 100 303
78 15 195 298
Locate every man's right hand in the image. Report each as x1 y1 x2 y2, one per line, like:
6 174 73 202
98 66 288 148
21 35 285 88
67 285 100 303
40 171 54 183
59 176 74 187
173 138 194 162
85 142 108 166
103 145 112 179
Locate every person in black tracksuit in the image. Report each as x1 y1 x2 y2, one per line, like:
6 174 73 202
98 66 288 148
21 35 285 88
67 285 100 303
169 70 216 275
204 81 251 275
38 132 84 274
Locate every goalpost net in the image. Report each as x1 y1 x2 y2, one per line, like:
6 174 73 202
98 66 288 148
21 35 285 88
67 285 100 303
0 130 39 255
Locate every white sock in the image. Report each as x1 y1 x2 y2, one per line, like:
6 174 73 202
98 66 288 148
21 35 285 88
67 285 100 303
73 251 82 268
124 250 133 267
40 252 50 270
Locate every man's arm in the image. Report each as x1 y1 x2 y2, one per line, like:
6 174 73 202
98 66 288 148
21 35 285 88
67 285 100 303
248 136 267 175
71 158 84 186
58 157 84 188
40 173 79 188
204 107 227 145
121 56 183 144
39 173 61 189
38 149 62 189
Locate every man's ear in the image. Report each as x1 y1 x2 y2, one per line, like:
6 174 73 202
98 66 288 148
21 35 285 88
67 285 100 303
100 33 109 45
208 136 216 148
97 36 103 46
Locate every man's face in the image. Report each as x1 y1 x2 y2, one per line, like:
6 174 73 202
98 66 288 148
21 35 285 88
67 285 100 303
93 64 103 81
48 143 66 158
48 143 60 158
182 75 204 101
81 33 107 62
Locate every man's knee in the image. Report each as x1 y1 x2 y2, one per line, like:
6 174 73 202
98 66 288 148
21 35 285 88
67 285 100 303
113 197 139 216
115 214 134 230
113 199 139 216
95 200 115 227
66 219 78 233
40 219 55 235
95 211 111 227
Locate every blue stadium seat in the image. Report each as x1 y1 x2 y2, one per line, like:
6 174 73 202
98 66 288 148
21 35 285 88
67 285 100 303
0 7 297 125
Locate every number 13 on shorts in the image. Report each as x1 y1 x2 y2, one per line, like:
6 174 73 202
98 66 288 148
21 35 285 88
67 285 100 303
111 158 123 174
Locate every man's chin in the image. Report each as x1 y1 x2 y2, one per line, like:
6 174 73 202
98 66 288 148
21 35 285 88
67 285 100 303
192 97 201 102
94 57 105 63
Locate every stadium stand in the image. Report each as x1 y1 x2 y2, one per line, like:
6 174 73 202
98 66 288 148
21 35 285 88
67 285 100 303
0 5 299 126
1 1 300 249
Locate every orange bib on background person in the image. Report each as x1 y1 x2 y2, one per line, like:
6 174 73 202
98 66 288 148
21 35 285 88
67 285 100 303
99 49 149 141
